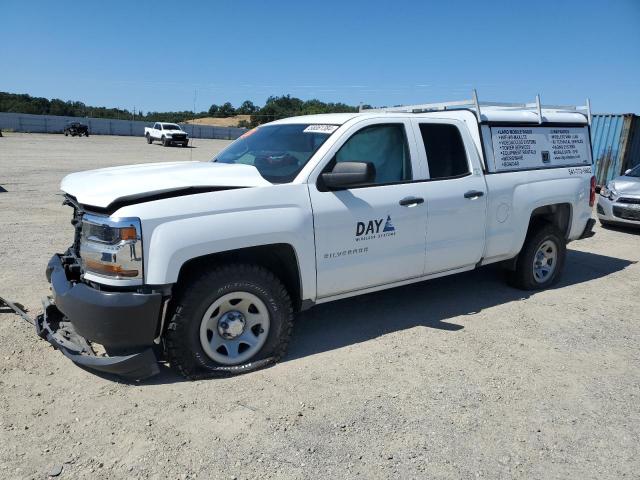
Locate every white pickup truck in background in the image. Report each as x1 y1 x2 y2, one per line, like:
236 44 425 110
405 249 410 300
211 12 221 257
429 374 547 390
38 93 597 380
144 122 189 147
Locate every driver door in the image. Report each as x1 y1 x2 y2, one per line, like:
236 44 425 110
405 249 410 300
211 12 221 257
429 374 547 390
309 119 428 298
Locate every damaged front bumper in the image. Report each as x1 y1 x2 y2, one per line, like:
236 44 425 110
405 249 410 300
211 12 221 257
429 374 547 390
36 254 164 380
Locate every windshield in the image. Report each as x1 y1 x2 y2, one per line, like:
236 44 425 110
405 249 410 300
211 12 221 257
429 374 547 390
625 164 640 177
213 124 337 183
163 124 180 130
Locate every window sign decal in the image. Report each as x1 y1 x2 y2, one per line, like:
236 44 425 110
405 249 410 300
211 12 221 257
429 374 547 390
489 126 590 172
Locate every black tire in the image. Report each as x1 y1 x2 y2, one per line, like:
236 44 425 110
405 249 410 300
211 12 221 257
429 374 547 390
510 223 566 290
146 133 152 144
85 132 89 137
64 132 68 136
166 264 294 379
162 136 168 147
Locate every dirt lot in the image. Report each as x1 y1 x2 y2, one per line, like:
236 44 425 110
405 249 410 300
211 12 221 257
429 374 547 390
1 133 639 479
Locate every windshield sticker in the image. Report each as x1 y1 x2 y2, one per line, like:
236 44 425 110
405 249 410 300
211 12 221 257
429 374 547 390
239 128 258 139
303 124 339 134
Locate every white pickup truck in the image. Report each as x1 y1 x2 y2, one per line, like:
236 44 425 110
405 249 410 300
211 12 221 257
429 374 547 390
37 95 596 380
144 122 189 147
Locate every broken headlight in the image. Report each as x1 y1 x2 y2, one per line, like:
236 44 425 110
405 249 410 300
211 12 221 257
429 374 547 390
600 182 619 201
79 214 143 284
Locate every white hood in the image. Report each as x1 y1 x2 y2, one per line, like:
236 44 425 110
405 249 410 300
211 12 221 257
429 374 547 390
60 161 272 208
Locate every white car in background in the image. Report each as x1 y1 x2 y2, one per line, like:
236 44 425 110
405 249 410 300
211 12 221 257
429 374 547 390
597 164 640 227
144 122 189 147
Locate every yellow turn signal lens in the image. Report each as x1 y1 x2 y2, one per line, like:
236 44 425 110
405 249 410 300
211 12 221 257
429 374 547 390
119 227 138 241
84 259 139 278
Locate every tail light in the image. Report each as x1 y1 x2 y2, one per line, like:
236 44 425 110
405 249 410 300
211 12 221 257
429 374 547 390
589 175 596 207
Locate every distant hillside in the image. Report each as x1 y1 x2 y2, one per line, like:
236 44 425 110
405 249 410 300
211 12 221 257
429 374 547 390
185 115 251 128
0 92 361 126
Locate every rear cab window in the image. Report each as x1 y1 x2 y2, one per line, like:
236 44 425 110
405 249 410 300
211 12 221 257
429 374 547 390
418 123 470 180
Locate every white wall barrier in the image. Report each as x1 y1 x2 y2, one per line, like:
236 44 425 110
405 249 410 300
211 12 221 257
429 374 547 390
0 112 246 140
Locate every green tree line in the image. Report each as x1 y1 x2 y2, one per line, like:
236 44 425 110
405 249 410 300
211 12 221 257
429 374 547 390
0 92 362 127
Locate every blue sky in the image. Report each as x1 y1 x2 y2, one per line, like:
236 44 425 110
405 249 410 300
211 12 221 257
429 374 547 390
2 0 639 114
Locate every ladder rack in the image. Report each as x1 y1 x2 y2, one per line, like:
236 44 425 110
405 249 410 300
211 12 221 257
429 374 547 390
360 90 592 125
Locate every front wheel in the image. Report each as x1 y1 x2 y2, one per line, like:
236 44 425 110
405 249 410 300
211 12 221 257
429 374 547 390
146 133 152 144
166 264 294 379
510 223 566 290
162 136 169 147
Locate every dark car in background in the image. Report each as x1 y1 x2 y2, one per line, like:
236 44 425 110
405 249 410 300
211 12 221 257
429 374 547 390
64 122 89 137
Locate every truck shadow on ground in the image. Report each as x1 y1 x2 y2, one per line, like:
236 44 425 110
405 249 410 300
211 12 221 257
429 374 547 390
284 249 635 362
133 248 633 384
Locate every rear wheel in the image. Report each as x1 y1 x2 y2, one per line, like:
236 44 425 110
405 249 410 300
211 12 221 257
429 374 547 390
510 223 566 290
166 264 294 379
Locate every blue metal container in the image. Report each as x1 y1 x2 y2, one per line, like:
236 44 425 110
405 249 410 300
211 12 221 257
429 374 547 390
591 114 640 185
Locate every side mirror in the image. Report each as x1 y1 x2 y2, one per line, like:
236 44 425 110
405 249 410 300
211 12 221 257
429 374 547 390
625 169 632 175
321 162 376 189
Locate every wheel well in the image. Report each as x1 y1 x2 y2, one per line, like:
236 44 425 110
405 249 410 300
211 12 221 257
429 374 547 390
176 244 303 311
503 203 572 271
528 203 572 238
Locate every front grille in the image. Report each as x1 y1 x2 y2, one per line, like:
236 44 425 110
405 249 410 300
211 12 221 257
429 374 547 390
613 206 640 221
617 197 640 205
172 134 186 140
63 195 84 255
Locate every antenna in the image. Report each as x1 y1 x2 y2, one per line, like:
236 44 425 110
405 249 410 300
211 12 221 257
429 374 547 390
190 89 197 161
472 89 481 122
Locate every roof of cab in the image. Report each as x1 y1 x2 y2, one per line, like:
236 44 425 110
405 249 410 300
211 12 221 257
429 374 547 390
264 108 588 127
267 113 362 126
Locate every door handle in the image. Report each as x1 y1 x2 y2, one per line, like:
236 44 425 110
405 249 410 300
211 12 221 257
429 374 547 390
464 190 484 199
399 196 424 207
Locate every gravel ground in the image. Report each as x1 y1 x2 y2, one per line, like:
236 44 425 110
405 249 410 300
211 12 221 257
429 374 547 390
1 133 639 480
